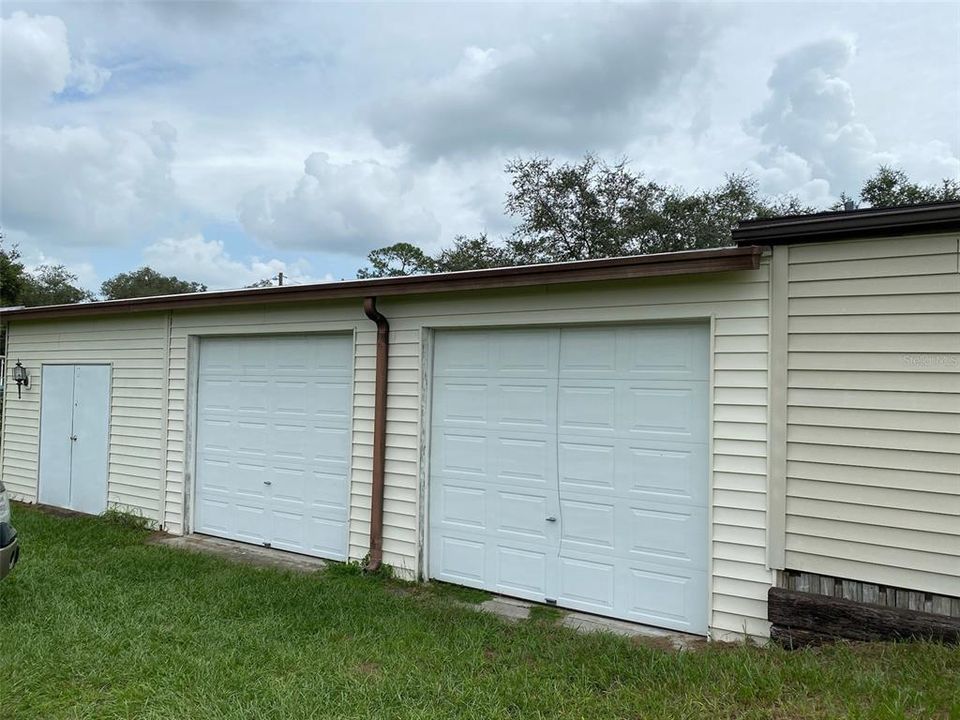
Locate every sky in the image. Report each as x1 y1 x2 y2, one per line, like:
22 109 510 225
1 1 958 293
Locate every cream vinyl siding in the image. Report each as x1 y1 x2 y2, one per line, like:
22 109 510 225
784 234 960 597
1 314 168 517
373 266 773 639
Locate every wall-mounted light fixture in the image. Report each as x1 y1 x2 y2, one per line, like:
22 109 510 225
12 360 29 399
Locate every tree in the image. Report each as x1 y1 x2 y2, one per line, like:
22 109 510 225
435 234 512 272
357 243 435 279
358 159 957 277
0 236 27 307
1 237 94 307
19 265 95 306
101 267 207 300
503 157 811 263
857 166 960 208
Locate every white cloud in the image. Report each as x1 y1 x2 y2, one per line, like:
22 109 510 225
1 122 176 246
143 234 327 290
747 36 959 201
67 58 111 95
238 151 441 254
0 12 71 111
0 11 110 112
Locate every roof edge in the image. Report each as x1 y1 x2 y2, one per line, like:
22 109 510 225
733 200 960 247
0 246 761 322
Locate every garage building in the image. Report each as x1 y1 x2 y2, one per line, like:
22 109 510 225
2 202 958 641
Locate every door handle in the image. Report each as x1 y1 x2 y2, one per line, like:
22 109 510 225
263 480 272 486
545 516 557 522
69 435 78 441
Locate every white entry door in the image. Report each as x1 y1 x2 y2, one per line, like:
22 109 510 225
194 335 353 560
429 324 709 634
39 364 111 515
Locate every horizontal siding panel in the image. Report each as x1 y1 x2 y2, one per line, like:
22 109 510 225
713 454 766 476
788 460 958 495
789 272 958 297
713 575 770 601
790 293 959 316
713 472 766 494
789 369 960 393
714 439 765 458
714 489 765 511
788 387 960 413
790 313 960 334
714 404 767 423
714 370 767 389
715 335 767 353
715 317 769 336
788 424 957 452
715 387 767 406
713 507 765 531
713 524 766 548
714 421 766 442
785 534 958 576
789 406 959 432
714 353 767 370
786 492 959 529
713 558 772 584
786 516 958 554
788 235 957 263
789 352 960 373
787 442 958 474
788 252 956 280
789 333 960 353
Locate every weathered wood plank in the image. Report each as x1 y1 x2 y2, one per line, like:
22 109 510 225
768 587 960 644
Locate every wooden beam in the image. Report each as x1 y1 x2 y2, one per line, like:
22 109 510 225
769 587 960 645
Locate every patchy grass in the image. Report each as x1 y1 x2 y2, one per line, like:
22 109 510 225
527 603 566 624
1 505 957 720
100 505 156 532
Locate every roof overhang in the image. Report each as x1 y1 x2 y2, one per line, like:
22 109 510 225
0 246 762 322
733 200 960 247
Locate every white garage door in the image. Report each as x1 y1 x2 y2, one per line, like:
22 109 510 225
429 324 709 634
195 334 353 560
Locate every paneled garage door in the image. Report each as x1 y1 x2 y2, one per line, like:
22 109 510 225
195 334 353 560
429 324 709 634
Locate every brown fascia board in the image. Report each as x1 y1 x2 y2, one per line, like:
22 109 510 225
733 200 960 247
0 245 762 322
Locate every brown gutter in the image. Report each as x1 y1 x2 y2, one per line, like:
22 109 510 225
362 296 389 573
0 246 762 321
733 200 960 247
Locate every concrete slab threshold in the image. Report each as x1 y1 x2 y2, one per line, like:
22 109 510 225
476 595 699 650
149 533 328 573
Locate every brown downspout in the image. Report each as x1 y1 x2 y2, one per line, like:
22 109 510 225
362 296 388 573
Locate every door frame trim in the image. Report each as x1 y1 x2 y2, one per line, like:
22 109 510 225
419 318 715 635
186 331 357 562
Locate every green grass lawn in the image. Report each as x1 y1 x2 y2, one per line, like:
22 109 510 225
1 505 957 719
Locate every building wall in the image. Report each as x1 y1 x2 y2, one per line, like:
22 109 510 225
1 314 169 515
368 265 774 639
1 264 773 639
782 233 960 598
